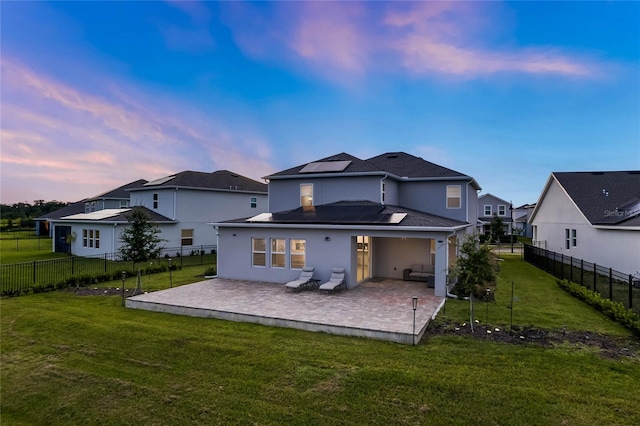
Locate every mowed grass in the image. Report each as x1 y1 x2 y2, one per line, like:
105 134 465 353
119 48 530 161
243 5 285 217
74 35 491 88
440 256 632 336
0 233 64 264
2 258 640 425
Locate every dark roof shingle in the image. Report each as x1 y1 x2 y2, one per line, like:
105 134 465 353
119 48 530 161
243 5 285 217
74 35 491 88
137 170 267 193
554 171 640 225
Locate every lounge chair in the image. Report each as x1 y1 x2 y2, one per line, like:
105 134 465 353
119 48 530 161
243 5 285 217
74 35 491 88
284 267 318 292
318 268 346 292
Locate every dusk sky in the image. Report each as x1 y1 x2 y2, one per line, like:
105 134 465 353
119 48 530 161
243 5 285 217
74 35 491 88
1 1 639 207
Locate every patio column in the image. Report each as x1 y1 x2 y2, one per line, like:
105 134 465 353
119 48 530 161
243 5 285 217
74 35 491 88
434 235 449 297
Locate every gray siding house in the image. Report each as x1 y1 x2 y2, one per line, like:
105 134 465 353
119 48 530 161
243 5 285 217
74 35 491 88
214 152 481 297
49 170 268 257
477 193 513 236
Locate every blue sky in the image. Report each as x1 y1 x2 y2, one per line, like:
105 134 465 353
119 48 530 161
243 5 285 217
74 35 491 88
1 1 638 207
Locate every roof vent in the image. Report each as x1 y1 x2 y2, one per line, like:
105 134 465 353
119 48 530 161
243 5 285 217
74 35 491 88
387 155 398 159
591 172 604 175
602 189 609 197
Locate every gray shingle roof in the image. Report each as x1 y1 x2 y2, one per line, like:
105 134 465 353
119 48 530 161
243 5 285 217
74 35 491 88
366 152 467 179
35 201 86 220
553 171 640 226
135 170 267 193
224 200 468 228
88 179 148 200
266 153 381 178
266 151 479 189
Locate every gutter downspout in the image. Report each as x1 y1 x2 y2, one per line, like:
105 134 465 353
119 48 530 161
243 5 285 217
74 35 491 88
444 229 467 299
213 225 219 278
173 188 178 221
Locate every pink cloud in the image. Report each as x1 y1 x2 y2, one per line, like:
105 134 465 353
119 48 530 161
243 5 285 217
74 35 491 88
225 1 602 81
0 57 275 204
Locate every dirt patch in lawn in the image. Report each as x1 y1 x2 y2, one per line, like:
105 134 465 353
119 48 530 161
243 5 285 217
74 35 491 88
427 320 639 360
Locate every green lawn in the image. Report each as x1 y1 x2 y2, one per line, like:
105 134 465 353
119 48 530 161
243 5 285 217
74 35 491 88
440 256 631 336
2 258 639 425
0 233 64 264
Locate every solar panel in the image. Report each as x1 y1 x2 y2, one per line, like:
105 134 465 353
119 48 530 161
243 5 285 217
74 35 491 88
261 204 406 225
144 175 176 186
299 160 351 174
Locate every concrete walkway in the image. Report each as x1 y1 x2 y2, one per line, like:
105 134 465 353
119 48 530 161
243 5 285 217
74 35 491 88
126 278 445 344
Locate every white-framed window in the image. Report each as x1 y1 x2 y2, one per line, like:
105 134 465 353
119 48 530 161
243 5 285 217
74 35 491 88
290 239 306 269
85 201 97 213
181 229 194 246
250 196 257 208
446 185 461 209
271 238 286 268
300 184 313 207
565 228 570 249
572 229 577 247
82 229 100 249
381 182 386 204
120 200 129 208
153 193 159 209
252 238 266 267
484 205 492 216
498 205 506 216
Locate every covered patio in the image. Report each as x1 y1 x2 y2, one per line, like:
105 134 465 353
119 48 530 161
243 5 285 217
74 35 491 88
126 278 445 344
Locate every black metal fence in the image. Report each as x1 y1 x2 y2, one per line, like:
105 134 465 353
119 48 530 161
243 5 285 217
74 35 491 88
523 244 639 313
1 245 216 295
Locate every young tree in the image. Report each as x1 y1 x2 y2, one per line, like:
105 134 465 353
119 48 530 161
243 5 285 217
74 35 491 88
450 234 497 299
119 208 165 262
489 215 505 243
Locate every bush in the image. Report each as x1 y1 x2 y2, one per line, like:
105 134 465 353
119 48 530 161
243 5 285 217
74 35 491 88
204 267 216 277
557 279 640 337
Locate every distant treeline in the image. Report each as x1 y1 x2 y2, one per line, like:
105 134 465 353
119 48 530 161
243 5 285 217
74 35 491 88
1 200 70 221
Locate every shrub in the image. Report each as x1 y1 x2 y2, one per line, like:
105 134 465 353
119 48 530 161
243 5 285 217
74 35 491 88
204 267 216 277
557 279 640 337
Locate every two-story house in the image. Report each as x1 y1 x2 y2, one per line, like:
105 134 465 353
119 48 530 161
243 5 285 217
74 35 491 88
49 170 268 257
213 152 481 297
477 193 513 237
529 171 640 275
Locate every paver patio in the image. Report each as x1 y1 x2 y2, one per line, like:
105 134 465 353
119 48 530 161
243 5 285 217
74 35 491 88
126 278 445 344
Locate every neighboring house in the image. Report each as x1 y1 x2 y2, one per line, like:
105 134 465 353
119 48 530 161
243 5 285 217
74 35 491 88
477 193 513 236
213 152 481 297
529 171 640 275
513 203 536 238
48 170 268 257
36 179 147 251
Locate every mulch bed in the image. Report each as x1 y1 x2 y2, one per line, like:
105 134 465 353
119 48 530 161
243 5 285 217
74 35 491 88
426 320 639 359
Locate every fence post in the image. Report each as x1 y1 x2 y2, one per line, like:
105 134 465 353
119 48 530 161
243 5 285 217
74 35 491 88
201 245 204 265
593 263 597 292
560 254 564 279
104 253 107 273
629 275 633 310
569 257 573 282
609 268 613 300
72 256 75 275
580 259 584 286
33 260 36 283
